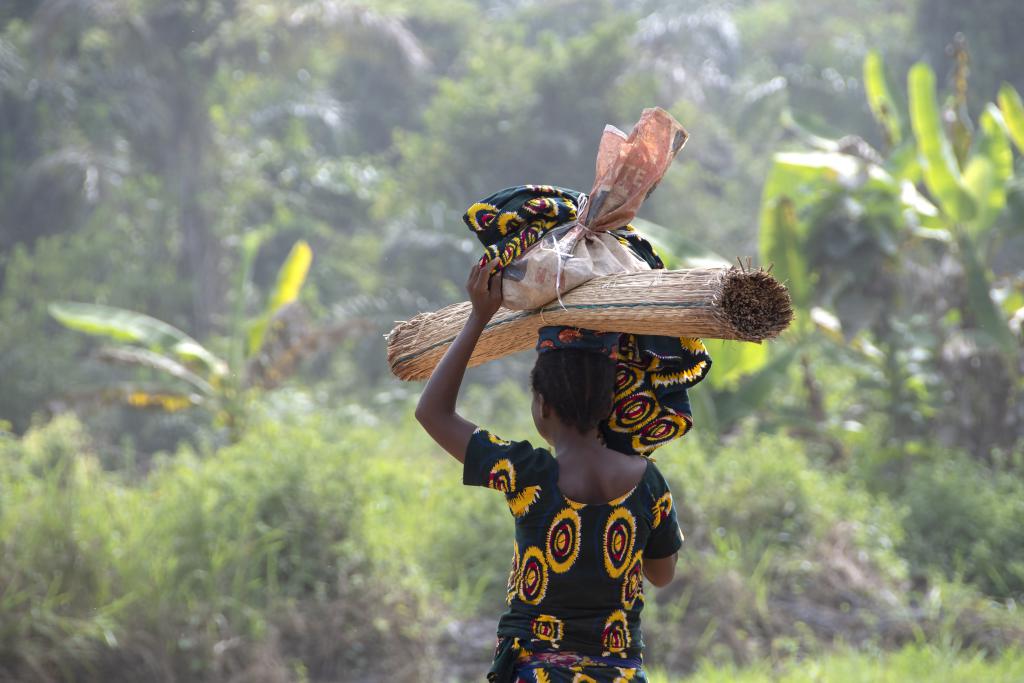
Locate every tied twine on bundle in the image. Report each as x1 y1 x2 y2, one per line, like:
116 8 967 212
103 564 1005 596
537 193 592 312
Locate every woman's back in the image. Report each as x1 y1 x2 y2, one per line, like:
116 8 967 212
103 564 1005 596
463 428 683 665
554 441 650 506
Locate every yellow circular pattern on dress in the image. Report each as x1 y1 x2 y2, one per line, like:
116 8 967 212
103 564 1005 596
506 541 520 606
487 458 516 493
531 614 564 646
652 492 673 529
603 508 636 579
485 430 512 446
601 609 631 655
545 507 582 574
613 668 638 682
621 550 644 610
518 546 549 605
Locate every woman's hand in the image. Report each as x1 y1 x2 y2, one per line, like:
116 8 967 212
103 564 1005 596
467 258 503 322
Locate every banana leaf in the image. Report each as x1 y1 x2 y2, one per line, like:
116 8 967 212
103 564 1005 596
49 302 226 377
97 346 215 395
908 62 976 223
963 105 1014 237
760 195 810 311
998 83 1024 154
864 51 903 146
703 339 769 390
957 232 1018 361
712 345 801 428
248 240 313 356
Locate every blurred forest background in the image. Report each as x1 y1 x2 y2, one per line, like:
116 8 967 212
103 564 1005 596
2 0 1024 681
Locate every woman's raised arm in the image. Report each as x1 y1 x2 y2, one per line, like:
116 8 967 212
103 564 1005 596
414 258 502 462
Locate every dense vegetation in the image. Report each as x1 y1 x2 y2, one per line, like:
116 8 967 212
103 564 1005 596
1 1 1022 681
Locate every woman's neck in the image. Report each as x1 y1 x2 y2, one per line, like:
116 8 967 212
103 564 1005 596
549 425 616 467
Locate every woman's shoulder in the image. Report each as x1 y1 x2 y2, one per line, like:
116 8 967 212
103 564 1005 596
638 457 673 499
463 427 557 497
469 427 555 460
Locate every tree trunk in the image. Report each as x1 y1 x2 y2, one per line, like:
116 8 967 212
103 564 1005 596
173 87 220 338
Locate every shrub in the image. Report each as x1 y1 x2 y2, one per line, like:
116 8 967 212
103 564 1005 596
644 431 910 671
899 452 1024 600
0 415 440 682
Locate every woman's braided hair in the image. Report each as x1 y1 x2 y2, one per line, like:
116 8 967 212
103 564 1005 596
530 349 616 433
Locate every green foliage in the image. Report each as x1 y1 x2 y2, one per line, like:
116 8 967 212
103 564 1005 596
864 50 904 147
644 432 909 670
899 452 1024 599
907 62 976 222
48 302 225 378
0 212 190 433
758 50 1023 454
997 84 1024 154
0 414 438 681
4 1 1024 679
658 644 1024 682
47 239 326 441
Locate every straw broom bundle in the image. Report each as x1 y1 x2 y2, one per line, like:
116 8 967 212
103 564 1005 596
387 265 792 381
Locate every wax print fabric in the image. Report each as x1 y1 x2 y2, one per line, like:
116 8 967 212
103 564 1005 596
463 428 684 682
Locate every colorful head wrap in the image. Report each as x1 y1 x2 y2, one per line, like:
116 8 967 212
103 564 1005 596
536 326 620 360
464 185 583 273
464 185 712 457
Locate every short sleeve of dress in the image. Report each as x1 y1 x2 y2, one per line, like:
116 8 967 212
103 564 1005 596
463 427 554 495
644 467 684 559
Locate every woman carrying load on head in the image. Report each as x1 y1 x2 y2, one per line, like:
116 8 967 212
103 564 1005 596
415 254 710 682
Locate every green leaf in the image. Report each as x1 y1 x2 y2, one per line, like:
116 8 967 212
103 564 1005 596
963 106 1014 236
863 51 902 146
779 110 844 152
758 153 855 314
997 83 1024 154
249 240 313 356
774 151 864 184
268 240 313 313
962 157 998 237
703 340 769 390
760 196 810 310
231 230 269 374
957 232 1019 360
97 346 216 396
908 62 976 222
49 302 226 376
978 105 1014 182
714 345 800 427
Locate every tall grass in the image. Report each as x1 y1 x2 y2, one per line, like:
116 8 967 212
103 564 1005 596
649 643 1024 682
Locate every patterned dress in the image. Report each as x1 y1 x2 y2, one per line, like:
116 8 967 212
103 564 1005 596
463 428 684 682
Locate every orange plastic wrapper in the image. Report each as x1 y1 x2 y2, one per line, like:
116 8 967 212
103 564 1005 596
580 107 688 232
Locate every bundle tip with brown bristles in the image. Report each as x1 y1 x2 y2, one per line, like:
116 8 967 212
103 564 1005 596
720 265 794 341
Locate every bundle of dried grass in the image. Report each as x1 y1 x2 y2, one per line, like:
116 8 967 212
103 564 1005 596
387 266 793 381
